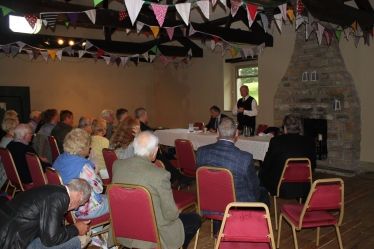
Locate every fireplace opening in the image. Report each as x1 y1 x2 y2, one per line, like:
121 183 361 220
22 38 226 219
301 118 328 160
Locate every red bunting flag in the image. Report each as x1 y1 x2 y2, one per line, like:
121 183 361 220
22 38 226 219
213 36 220 44
97 49 104 58
145 31 150 37
297 0 305 15
23 14 38 29
246 4 258 21
119 11 128 21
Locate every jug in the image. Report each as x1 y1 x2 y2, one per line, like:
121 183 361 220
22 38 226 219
188 124 194 132
244 126 252 137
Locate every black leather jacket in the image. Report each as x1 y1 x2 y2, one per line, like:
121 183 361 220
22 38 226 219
0 185 79 249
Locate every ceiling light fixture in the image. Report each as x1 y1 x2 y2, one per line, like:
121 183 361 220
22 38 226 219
82 41 87 46
58 39 64 45
68 40 74 46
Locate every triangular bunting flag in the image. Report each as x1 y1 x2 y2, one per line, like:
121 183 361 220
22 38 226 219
363 32 370 46
40 13 58 30
66 13 79 26
290 0 297 12
1 45 10 56
344 27 350 40
64 46 73 56
110 55 116 64
197 0 210 20
354 35 360 48
119 11 129 21
308 12 315 25
160 55 169 66
84 10 96 24
23 14 38 29
242 48 249 58
115 57 121 67
370 28 373 38
94 0 103 7
187 49 192 58
257 43 265 55
124 0 144 25
102 56 111 65
175 3 191 25
274 13 282 32
151 46 157 54
212 0 217 7
260 13 268 32
126 57 131 66
297 0 305 15
26 50 34 60
11 46 18 58
149 55 155 63
131 55 139 66
222 41 229 56
230 47 237 58
210 39 216 51
287 9 294 21
213 36 220 44
156 49 161 56
317 23 325 45
137 21 144 33
78 50 87 58
144 31 150 37
182 57 188 65
295 15 304 30
151 4 168 27
179 25 186 36
239 49 245 59
220 0 227 9
32 48 40 60
166 27 174 40
56 50 63 61
42 19 48 27
325 30 333 45
306 24 313 40
16 41 25 52
97 49 104 58
249 47 255 57
246 4 258 27
0 5 15 16
126 28 131 34
279 4 287 21
40 51 49 62
230 0 242 17
85 40 93 50
142 52 149 61
351 21 356 32
65 22 69 27
189 24 196 36
335 30 342 42
48 50 56 60
264 8 273 23
120 57 128 67
173 62 179 70
150 26 160 38
356 22 361 35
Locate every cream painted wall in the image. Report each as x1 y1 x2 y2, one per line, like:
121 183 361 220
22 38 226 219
0 54 154 125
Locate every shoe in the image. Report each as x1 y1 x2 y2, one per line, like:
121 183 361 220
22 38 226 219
171 180 180 190
179 178 196 189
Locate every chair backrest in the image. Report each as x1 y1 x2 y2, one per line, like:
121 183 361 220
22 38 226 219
154 159 165 169
26 152 47 187
102 148 118 182
174 139 196 176
45 167 64 185
196 166 236 218
276 158 312 196
300 178 344 227
108 183 162 248
0 147 24 190
194 122 204 131
216 202 275 249
256 124 268 135
47 136 60 163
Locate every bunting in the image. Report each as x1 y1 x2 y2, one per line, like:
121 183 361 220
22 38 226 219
317 23 325 45
84 10 96 24
26 50 34 60
0 5 15 16
175 3 191 25
150 26 160 38
264 8 274 23
151 4 168 27
11 46 18 58
66 13 78 26
325 29 333 45
260 13 268 32
197 0 210 20
40 13 58 30
56 50 63 61
40 51 49 62
48 50 57 60
230 0 242 17
125 0 144 25
335 30 342 42
102 56 111 65
297 0 305 15
166 27 174 40
306 23 313 40
16 41 25 52
137 21 144 33
23 14 38 29
142 52 149 61
286 9 294 21
274 13 282 32
278 4 287 21
119 11 128 21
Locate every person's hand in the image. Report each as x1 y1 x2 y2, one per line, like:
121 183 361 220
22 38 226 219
238 107 244 113
74 220 91 236
132 125 140 136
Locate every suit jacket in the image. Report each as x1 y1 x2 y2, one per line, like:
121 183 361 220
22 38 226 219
140 121 152 131
0 185 78 249
50 122 72 153
259 133 316 196
205 113 228 131
108 155 184 249
196 140 260 202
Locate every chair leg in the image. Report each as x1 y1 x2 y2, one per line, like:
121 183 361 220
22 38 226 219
5 180 10 192
193 228 200 249
335 225 343 249
274 196 278 230
316 226 320 246
11 187 16 197
277 213 283 248
210 219 213 239
291 226 298 249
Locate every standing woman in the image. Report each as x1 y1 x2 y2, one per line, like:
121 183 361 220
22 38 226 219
90 118 110 174
109 116 140 159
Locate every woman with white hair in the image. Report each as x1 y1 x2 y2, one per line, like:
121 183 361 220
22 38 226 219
52 128 109 219
1 118 19 147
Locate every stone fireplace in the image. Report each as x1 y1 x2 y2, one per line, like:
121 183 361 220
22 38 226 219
273 28 361 170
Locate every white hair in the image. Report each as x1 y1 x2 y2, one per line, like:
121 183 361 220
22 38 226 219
29 110 41 119
134 131 159 157
66 178 91 201
101 109 114 119
14 124 31 139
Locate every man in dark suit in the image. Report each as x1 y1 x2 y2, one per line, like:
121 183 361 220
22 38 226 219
258 114 317 198
205 105 227 133
196 117 269 235
135 107 152 131
51 110 74 153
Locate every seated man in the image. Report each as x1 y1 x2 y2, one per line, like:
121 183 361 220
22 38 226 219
28 110 42 133
109 131 201 249
0 178 91 249
258 114 316 198
101 109 115 140
205 105 228 133
135 107 151 131
38 109 59 140
7 124 50 184
51 110 74 153
196 117 270 235
116 108 128 124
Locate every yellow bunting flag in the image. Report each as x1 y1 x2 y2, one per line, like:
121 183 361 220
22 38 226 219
47 50 57 60
150 26 160 38
286 9 294 21
230 47 237 58
351 21 356 32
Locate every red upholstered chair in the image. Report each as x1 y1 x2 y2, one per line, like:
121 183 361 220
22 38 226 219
45 167 110 237
108 183 162 249
215 202 276 249
195 166 236 248
272 158 312 230
154 160 197 213
174 139 196 189
194 122 204 131
256 124 268 135
47 136 60 163
277 178 344 249
102 148 118 184
0 147 33 196
26 152 47 187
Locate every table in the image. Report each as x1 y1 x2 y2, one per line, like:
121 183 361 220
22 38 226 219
154 129 271 161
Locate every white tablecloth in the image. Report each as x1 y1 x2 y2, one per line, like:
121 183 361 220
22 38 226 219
154 129 271 161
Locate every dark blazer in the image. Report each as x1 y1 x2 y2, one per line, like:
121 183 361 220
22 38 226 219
196 140 260 202
205 113 228 131
50 121 72 153
140 121 152 131
6 141 50 184
258 133 316 196
0 185 79 249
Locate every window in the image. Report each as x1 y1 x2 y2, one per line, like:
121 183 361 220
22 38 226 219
236 66 259 105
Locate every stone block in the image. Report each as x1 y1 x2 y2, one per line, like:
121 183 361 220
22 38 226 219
276 90 292 96
310 59 329 67
283 82 291 87
281 76 289 81
325 114 334 120
328 122 345 132
300 105 313 112
329 58 344 65
329 141 344 148
298 54 315 60
344 141 359 150
327 132 339 139
340 132 355 141
320 73 329 80
328 150 342 158
274 98 283 104
328 73 344 79
298 97 316 103
287 68 302 75
289 105 301 112
279 104 290 112
334 159 354 169
326 88 348 95
320 97 330 103
336 114 349 121
296 61 310 68
316 105 328 112
346 123 358 132
290 75 300 81
318 81 334 87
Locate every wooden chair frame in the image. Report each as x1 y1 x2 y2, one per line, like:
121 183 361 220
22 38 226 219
273 158 312 230
215 202 276 249
107 183 163 249
277 178 344 249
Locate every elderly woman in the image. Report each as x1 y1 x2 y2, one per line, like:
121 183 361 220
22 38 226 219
1 118 19 148
91 118 109 172
109 116 140 160
52 128 109 219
